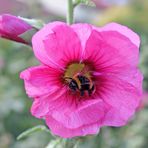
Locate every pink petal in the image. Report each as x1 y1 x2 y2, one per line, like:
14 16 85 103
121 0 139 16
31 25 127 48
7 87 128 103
87 29 143 110
32 22 82 69
20 65 62 98
31 88 66 118
83 29 142 113
93 65 143 126
46 115 100 138
103 106 135 126
95 22 140 48
31 92 107 129
51 99 106 128
31 97 49 118
83 30 139 68
82 30 103 62
71 24 92 61
101 75 142 109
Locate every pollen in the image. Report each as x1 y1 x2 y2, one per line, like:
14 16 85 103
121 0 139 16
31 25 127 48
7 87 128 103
64 63 85 78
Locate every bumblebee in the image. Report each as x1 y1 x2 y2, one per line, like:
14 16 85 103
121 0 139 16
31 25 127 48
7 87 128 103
65 74 95 96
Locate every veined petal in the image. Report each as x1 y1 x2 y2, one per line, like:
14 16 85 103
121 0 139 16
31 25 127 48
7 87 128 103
95 22 140 48
103 106 135 126
46 115 100 138
71 24 92 61
32 22 82 69
31 88 66 118
83 30 139 69
95 72 142 114
20 65 62 98
51 99 107 128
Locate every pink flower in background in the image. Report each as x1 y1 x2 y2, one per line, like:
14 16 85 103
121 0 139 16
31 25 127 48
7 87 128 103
0 14 32 43
136 92 148 110
92 0 109 9
20 22 143 138
0 0 26 14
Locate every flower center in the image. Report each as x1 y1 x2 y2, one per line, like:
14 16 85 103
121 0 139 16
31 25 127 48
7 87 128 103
64 63 95 96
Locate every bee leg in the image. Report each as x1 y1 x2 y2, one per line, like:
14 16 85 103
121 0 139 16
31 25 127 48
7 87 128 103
88 90 92 96
80 90 84 96
88 85 94 96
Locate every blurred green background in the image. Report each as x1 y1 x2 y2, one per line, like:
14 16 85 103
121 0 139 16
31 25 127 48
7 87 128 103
0 0 148 148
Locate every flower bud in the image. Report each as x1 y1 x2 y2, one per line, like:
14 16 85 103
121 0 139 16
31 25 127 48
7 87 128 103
0 14 32 44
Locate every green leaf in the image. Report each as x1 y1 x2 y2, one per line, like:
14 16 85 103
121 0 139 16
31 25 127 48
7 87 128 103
18 17 45 29
73 0 96 7
45 139 67 148
45 139 61 148
18 28 38 45
17 125 49 140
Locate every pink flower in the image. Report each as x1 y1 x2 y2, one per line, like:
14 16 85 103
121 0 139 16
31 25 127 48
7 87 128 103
136 92 148 110
20 22 143 138
92 0 109 9
0 14 32 43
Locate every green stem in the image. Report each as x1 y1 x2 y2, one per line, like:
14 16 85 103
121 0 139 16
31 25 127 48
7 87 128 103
67 0 74 25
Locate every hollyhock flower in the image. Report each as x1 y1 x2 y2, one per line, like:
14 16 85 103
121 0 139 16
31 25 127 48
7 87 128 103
20 22 143 138
0 14 32 43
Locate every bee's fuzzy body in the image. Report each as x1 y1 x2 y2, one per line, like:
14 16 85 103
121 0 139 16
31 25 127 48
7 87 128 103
65 74 94 96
